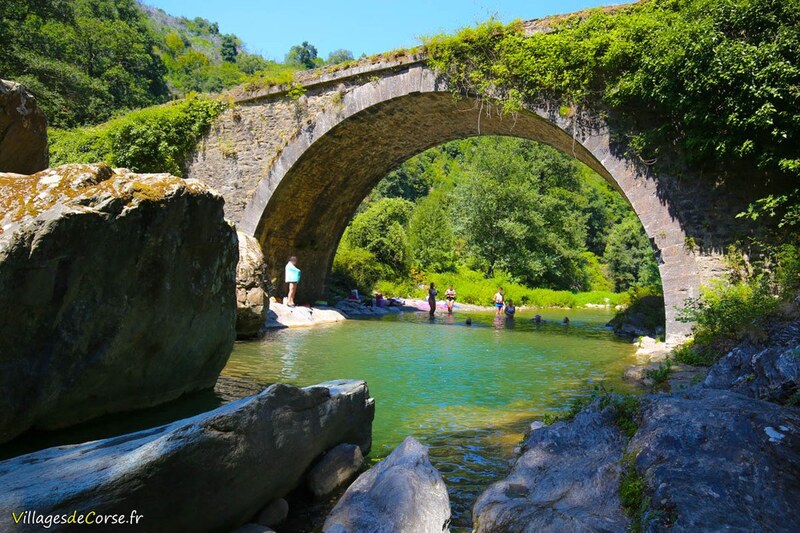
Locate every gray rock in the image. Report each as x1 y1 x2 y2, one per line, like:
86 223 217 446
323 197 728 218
472 401 629 533
236 231 269 338
0 163 238 443
232 524 275 533
324 436 450 533
0 380 375 532
308 443 364 498
0 80 48 174
256 498 288 527
630 388 800 532
704 322 800 403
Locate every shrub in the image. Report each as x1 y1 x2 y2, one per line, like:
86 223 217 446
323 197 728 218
49 94 228 176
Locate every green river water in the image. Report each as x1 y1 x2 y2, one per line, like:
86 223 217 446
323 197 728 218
224 307 638 529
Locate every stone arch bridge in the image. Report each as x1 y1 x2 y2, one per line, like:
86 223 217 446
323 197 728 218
187 54 747 344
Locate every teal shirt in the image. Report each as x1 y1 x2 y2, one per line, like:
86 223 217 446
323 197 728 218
285 262 301 283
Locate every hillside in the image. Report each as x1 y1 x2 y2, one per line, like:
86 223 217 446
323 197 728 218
0 0 294 129
138 2 296 96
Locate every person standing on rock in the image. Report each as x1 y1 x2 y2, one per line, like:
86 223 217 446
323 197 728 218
285 256 301 307
428 282 438 318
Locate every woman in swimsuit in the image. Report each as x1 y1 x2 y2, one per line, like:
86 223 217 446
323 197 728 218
445 285 456 314
493 287 504 315
428 282 438 318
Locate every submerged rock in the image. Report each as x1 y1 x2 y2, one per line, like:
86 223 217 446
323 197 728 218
704 322 800 403
472 401 629 533
308 443 364 498
324 436 450 533
0 163 237 443
0 80 48 174
236 231 269 338
631 388 800 532
0 380 375 532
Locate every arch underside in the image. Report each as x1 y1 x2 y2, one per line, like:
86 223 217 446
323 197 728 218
244 71 722 343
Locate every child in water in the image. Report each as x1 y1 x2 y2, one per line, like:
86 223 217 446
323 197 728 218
504 299 516 318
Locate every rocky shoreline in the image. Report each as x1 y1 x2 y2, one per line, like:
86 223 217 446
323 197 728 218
470 321 800 532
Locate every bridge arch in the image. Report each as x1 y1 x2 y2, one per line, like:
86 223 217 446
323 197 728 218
190 63 729 344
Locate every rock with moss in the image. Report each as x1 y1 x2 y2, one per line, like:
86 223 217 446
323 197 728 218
0 163 237 443
472 399 630 533
0 380 375 532
0 80 48 175
236 231 269 338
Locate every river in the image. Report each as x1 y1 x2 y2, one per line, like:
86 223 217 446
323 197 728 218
224 307 638 529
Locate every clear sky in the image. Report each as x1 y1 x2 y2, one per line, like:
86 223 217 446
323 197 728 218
140 0 634 61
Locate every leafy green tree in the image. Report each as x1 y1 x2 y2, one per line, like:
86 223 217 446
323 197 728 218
220 34 238 63
0 0 168 128
286 41 318 69
236 53 269 74
604 215 661 293
408 191 456 272
342 198 414 277
327 49 354 64
163 32 185 56
453 137 588 290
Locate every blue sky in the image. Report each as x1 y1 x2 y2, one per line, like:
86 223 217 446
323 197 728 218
141 0 633 61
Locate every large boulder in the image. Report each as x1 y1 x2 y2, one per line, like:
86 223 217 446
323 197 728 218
472 401 629 533
0 380 375 532
0 80 48 174
630 388 800 532
323 436 451 533
308 442 364 498
236 231 269 338
0 163 237 443
704 321 800 403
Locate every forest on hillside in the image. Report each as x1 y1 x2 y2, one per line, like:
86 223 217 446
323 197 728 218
0 0 352 129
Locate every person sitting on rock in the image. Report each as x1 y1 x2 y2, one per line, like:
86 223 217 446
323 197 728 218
285 256 301 307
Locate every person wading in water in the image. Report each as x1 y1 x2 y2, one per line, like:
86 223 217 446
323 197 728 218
445 285 456 314
428 282 438 318
493 287 504 315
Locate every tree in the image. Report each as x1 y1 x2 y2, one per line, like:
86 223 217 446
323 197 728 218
220 34 238 63
343 198 414 277
327 49 354 64
453 137 588 289
0 0 168 127
604 215 661 292
285 41 318 69
236 53 269 74
408 191 455 272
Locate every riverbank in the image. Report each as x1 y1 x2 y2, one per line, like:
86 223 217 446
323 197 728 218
396 297 621 314
473 321 800 532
